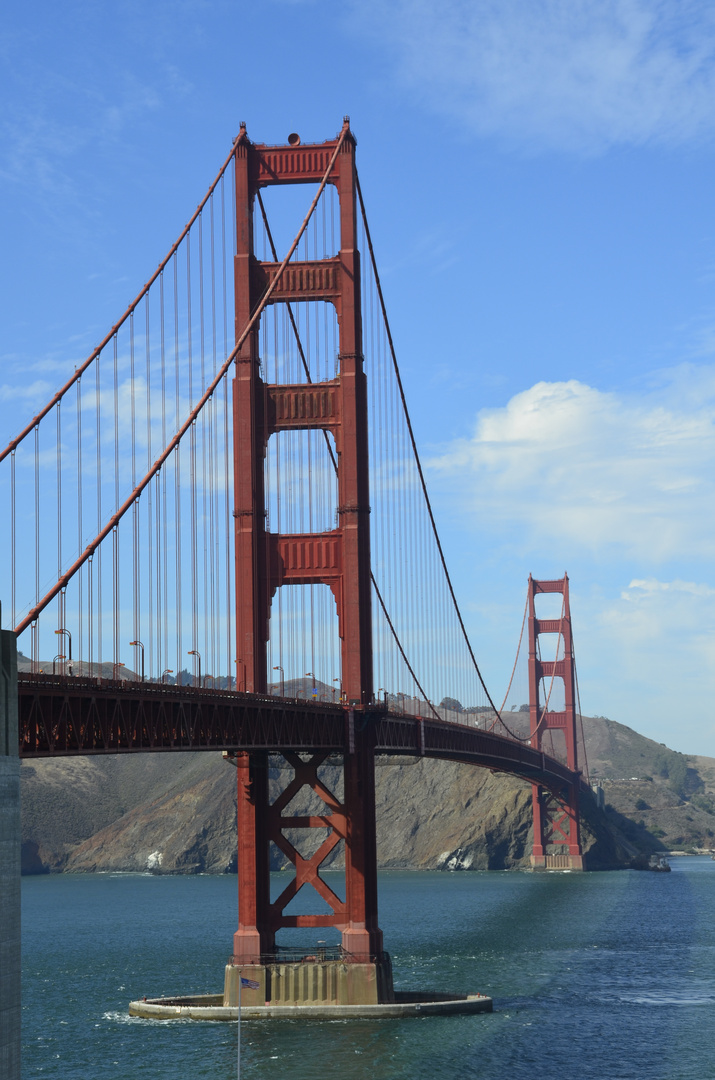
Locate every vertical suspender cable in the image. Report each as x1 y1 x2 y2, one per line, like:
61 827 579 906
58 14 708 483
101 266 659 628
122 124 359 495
10 451 15 631
160 271 167 675
56 402 62 643
34 425 39 667
187 231 198 676
15 127 348 649
130 312 140 669
0 144 237 470
145 295 153 678
210 192 217 676
199 210 209 673
356 172 502 720
96 348 103 670
174 252 181 677
221 172 232 684
113 332 120 666
77 377 83 667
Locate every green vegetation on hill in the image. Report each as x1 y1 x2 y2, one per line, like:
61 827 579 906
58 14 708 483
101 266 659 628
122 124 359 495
580 711 715 851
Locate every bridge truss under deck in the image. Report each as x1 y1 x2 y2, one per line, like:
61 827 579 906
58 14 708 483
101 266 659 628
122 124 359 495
17 674 582 797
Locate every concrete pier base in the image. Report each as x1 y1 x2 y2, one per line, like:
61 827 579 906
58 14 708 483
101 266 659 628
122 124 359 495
530 853 584 871
132 948 492 1020
129 990 492 1020
223 956 394 1008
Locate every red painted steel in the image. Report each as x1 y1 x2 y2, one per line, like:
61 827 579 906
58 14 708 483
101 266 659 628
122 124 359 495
267 752 348 931
527 575 584 869
231 122 381 964
17 674 586 798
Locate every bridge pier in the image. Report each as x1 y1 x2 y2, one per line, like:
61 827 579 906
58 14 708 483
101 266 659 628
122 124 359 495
0 612 20 1079
226 733 393 1007
530 855 584 871
530 782 584 870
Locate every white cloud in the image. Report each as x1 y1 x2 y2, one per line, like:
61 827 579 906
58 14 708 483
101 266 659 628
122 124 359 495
429 370 715 753
0 380 52 403
606 578 715 661
625 577 715 599
585 576 715 752
429 370 715 562
351 0 715 151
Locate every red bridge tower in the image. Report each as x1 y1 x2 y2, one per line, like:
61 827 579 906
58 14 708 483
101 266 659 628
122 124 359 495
528 575 584 871
227 121 391 1006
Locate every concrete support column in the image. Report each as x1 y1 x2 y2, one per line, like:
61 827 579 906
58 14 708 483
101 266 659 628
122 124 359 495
0 612 20 1080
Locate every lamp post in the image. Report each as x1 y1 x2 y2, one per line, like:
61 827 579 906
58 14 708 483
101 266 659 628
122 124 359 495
54 628 72 674
305 672 317 699
112 662 124 681
161 669 173 684
332 677 342 703
188 650 201 688
273 665 285 697
204 674 214 689
129 640 145 682
236 658 246 692
52 654 65 675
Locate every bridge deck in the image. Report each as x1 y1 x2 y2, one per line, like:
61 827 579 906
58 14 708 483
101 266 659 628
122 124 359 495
17 674 580 796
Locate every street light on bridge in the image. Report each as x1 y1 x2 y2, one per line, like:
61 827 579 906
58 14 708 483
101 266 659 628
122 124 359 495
54 628 72 674
161 669 173 684
273 665 285 699
129 640 145 682
188 650 201 688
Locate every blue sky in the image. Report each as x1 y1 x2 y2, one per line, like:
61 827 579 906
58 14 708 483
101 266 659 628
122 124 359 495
2 0 715 755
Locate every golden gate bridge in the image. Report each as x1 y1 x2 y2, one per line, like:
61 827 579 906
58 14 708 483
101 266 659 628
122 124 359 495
0 120 589 1008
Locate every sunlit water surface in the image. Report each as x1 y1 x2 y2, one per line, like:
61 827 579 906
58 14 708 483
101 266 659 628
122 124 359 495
21 857 715 1079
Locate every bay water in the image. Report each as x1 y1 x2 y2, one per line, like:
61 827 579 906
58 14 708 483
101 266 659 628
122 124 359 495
21 858 715 1079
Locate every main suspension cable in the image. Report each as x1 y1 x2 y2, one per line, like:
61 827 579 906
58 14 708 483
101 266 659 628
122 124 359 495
355 170 502 719
499 587 529 714
571 627 590 784
15 126 348 635
255 190 439 720
0 142 239 465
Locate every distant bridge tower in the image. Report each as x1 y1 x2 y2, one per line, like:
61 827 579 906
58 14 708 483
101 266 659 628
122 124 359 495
528 575 583 871
228 121 390 1005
